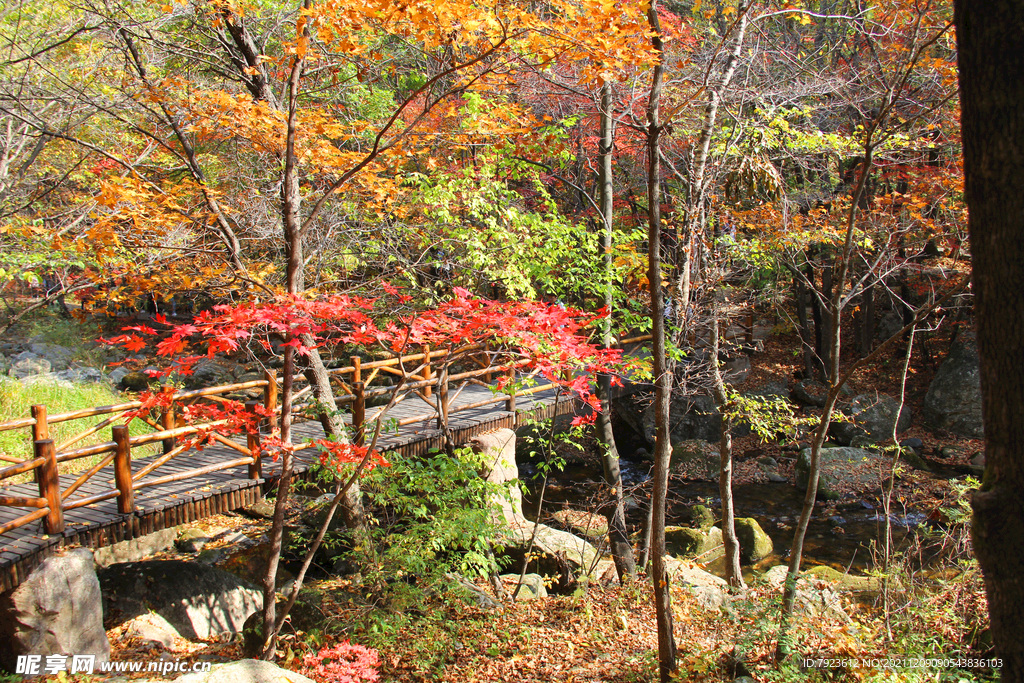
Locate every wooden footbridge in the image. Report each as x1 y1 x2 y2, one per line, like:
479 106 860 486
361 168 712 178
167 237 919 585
0 337 655 592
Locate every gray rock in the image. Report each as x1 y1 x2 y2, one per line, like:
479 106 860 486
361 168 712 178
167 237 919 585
176 528 213 553
471 428 522 524
0 548 110 672
100 560 262 639
241 498 277 520
93 528 177 567
616 393 723 446
56 366 104 384
502 518 600 589
722 355 752 384
125 612 181 649
831 394 912 446
501 573 548 600
762 565 848 622
108 366 130 385
792 380 827 407
923 334 984 438
549 509 608 541
11 354 51 378
698 527 725 561
184 359 239 390
663 557 729 610
171 660 316 683
20 373 72 388
795 447 885 500
29 343 75 370
446 573 501 610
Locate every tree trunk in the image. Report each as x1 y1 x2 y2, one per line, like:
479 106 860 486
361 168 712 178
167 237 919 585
858 283 874 357
302 341 365 529
955 1 1024 677
646 4 676 680
792 268 816 379
711 312 744 587
596 82 636 582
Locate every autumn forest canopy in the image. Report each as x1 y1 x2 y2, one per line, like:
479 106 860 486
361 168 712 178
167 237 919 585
0 0 960 317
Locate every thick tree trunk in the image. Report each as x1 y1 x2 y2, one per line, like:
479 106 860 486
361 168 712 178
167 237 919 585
955 2 1024 677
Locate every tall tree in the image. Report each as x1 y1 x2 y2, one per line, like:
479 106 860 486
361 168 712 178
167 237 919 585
645 2 677 680
955 1 1024 678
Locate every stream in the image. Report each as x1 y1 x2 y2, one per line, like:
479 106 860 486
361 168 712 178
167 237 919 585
519 455 927 577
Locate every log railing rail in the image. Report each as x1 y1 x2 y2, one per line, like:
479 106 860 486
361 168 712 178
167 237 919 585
0 333 665 540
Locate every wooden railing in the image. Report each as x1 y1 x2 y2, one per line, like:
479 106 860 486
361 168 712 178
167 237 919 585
0 334 658 539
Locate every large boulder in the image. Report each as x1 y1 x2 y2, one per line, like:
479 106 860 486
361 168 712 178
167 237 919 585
831 394 912 446
734 518 773 563
0 549 110 672
171 660 316 683
923 335 984 438
664 526 707 558
663 557 729 610
99 560 262 639
616 393 722 446
502 519 600 590
28 343 75 370
470 428 522 524
762 565 848 621
795 447 885 500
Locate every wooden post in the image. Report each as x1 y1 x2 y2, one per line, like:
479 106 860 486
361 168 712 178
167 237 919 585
161 385 176 454
421 346 432 398
246 400 262 479
483 342 492 383
263 369 278 430
112 425 135 515
351 356 361 385
504 366 516 414
31 405 48 484
746 310 755 344
353 382 365 446
34 439 64 534
437 366 449 430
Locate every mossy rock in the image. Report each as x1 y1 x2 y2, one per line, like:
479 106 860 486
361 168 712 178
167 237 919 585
898 448 930 471
682 504 715 531
664 526 706 558
805 565 886 593
734 518 773 564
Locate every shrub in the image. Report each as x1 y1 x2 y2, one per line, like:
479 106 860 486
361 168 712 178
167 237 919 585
299 641 380 683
